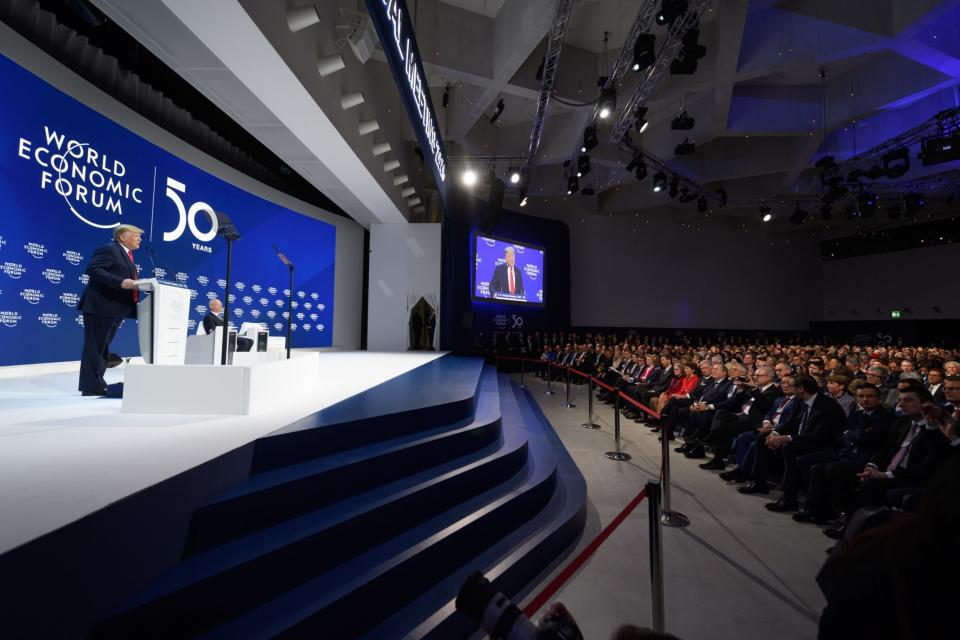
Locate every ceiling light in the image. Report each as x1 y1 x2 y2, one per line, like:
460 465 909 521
567 176 580 195
632 34 656 72
652 172 667 192
340 92 365 110
462 169 478 187
509 171 521 184
489 98 505 124
577 155 591 177
383 159 400 172
393 174 409 186
670 28 707 75
317 54 346 78
371 141 392 156
582 126 599 153
656 0 687 26
287 6 320 32
519 193 528 207
671 111 695 131
882 148 910 179
903 192 926 217
760 206 772 222
401 187 416 197
598 87 617 119
408 197 421 207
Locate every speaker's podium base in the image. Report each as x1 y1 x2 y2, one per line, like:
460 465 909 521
121 352 320 415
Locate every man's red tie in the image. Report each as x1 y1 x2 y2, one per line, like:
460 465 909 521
508 267 515 294
127 250 138 302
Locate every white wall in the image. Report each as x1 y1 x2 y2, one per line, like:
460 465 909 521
0 23 365 349
821 242 960 321
522 200 823 330
368 223 442 351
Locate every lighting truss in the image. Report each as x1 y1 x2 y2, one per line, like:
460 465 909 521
525 0 575 173
610 0 712 144
821 107 960 184
621 139 715 204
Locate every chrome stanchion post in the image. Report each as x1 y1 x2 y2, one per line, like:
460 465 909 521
660 421 690 528
560 366 576 408
520 358 527 389
605 393 631 461
581 377 601 429
646 480 666 634
544 362 555 395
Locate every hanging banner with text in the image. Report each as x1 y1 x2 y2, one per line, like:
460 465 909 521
0 53 336 366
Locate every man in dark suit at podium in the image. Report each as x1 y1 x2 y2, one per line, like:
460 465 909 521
489 246 525 299
78 224 143 396
202 299 253 352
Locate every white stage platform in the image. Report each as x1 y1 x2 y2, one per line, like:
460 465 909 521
0 351 444 555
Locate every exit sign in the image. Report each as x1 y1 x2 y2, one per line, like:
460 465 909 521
891 310 902 318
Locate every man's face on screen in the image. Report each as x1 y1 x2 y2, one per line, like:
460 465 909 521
505 249 515 267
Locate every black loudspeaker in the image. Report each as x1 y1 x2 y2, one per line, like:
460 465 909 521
462 312 474 329
257 331 268 352
227 330 238 365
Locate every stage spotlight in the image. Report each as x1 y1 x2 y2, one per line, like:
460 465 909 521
632 34 656 72
903 192 926 217
882 148 910 179
519 192 528 207
820 203 833 220
857 191 878 217
656 0 688 26
287 5 320 32
789 205 809 225
670 28 706 75
489 99 505 124
509 170 521 184
668 176 680 198
634 107 650 133
317 54 346 78
442 85 450 109
536 57 545 82
598 87 617 119
674 138 696 155
462 168 478 187
636 163 648 181
679 188 697 203
581 186 596 196
578 155 592 177
567 176 579 195
760 206 772 222
582 126 599 153
671 110 695 130
697 196 708 213
626 153 641 172
652 172 667 192
864 164 885 180
886 204 902 220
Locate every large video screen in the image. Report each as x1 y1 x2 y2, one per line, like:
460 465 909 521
472 234 545 306
0 53 336 366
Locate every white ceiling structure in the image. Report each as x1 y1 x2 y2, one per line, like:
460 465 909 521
91 0 960 236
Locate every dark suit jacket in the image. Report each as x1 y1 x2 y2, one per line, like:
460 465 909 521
78 241 138 319
841 407 894 459
202 312 224 335
789 393 848 447
700 378 733 405
764 395 799 429
489 263 525 296
869 417 952 484
734 383 783 420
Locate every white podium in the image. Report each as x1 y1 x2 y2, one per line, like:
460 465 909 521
134 278 191 365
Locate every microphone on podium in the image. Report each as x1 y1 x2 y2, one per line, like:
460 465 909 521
273 244 295 359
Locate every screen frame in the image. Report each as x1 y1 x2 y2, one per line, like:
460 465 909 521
470 231 547 308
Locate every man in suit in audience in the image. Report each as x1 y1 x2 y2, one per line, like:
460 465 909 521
792 382 893 523
699 366 782 470
739 375 846 507
926 368 946 404
682 363 747 458
675 363 731 447
489 246 525 298
78 224 143 396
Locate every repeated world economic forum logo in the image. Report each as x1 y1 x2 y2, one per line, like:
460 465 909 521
3 262 26 279
20 288 43 304
524 262 540 281
24 242 47 259
60 292 79 307
1 310 23 327
196 275 209 286
42 268 64 284
38 313 61 328
16 127 145 229
63 249 83 266
483 237 496 247
0 235 6 251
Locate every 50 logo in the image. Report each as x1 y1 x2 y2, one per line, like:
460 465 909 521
162 178 218 243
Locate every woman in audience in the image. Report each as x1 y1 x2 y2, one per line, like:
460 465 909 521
650 361 700 414
826 374 856 416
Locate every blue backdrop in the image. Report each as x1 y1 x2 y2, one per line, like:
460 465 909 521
0 54 336 366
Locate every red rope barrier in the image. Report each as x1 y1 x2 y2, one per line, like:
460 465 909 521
523 487 649 618
567 367 591 379
617 391 661 419
592 377 615 393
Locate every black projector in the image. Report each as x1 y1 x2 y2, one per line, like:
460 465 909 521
921 134 960 166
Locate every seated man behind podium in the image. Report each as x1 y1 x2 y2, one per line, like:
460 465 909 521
202 299 253 352
78 224 143 396
489 246 525 298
